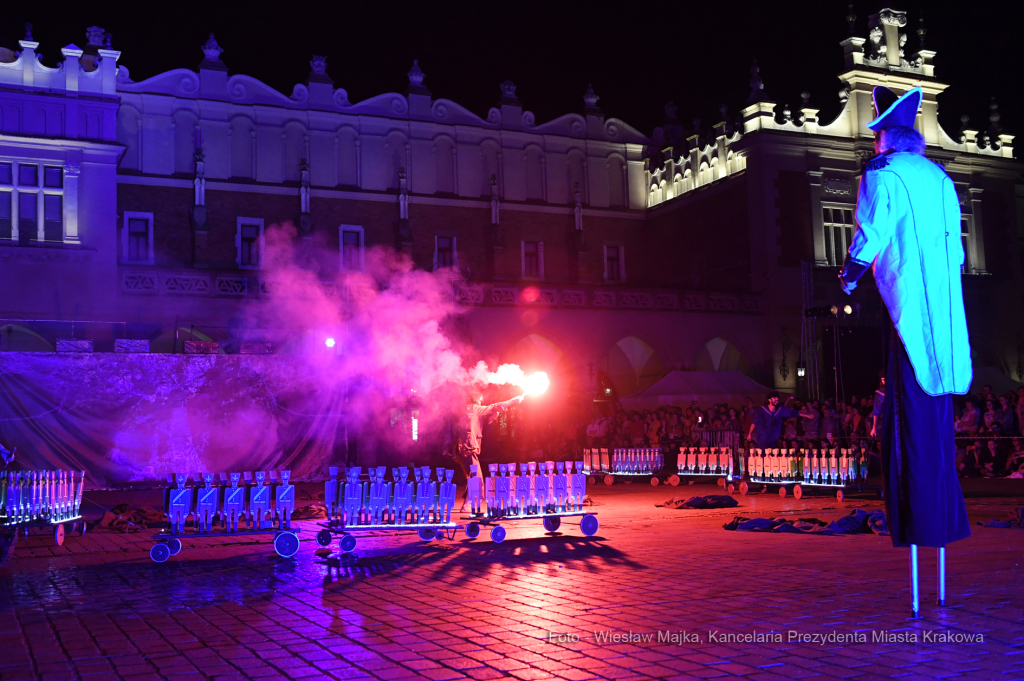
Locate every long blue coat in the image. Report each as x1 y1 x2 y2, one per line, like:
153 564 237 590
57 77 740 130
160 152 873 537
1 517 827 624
849 152 972 396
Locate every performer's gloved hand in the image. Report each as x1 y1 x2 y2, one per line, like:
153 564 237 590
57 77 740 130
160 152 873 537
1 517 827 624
839 256 871 296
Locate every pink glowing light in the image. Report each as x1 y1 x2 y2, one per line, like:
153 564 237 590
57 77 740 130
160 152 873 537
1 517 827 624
325 338 336 348
475 363 550 397
524 371 550 396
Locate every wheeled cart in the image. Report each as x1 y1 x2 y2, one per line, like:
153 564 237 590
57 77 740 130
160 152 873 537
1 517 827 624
583 448 665 485
149 470 301 562
1 469 86 566
738 447 875 501
460 510 599 543
318 465 460 556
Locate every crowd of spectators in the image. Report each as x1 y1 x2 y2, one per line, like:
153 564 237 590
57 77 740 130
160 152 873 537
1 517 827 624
574 383 1024 480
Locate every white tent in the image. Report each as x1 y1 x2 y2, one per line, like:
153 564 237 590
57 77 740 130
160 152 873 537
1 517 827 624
619 370 774 410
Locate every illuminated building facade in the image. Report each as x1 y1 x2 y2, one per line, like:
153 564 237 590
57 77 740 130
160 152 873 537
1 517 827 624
0 7 1021 406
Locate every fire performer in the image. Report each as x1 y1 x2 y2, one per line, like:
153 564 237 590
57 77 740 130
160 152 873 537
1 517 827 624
455 392 525 512
838 86 971 617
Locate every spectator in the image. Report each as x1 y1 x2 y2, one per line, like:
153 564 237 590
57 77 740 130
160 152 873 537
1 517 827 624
982 400 998 434
995 395 1014 434
955 397 980 436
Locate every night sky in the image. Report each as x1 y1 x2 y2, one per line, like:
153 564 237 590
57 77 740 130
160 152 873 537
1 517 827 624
3 1 1021 148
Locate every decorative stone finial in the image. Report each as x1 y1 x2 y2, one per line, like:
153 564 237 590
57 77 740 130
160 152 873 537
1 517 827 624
745 59 769 105
24 23 33 41
202 33 223 61
846 3 856 36
916 10 927 49
310 55 327 76
665 101 678 120
718 104 728 120
499 80 519 104
782 105 793 123
408 59 425 87
988 98 1002 136
959 114 970 144
86 27 106 47
583 83 600 108
105 32 112 49
801 91 811 107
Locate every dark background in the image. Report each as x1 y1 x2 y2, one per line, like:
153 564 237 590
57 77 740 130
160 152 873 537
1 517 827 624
3 1 1020 146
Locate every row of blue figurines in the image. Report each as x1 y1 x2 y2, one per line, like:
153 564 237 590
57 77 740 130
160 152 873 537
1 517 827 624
611 449 665 474
163 471 295 533
744 448 869 486
467 461 587 518
677 447 734 477
2 469 85 526
324 466 458 527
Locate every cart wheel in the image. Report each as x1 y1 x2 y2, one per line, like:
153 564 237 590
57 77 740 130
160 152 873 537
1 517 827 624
650 477 660 486
417 528 436 541
274 532 300 558
316 529 333 547
490 525 506 543
580 514 599 537
837 490 845 502
0 530 17 567
727 484 735 494
717 478 726 488
779 487 787 498
150 543 170 563
167 538 182 556
669 475 680 487
793 485 803 500
739 481 749 496
588 476 596 485
77 522 88 537
543 516 561 532
603 475 615 486
435 528 446 540
54 524 65 546
624 478 632 485
339 533 357 553
465 522 481 539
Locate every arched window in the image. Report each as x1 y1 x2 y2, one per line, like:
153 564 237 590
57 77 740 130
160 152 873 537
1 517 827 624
599 336 667 397
694 337 750 374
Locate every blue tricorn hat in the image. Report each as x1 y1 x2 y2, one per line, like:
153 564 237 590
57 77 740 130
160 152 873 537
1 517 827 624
867 86 922 131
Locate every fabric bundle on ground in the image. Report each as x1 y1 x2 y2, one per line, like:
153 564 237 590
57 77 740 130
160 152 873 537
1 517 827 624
979 507 1024 529
92 504 166 532
656 495 739 509
723 509 889 536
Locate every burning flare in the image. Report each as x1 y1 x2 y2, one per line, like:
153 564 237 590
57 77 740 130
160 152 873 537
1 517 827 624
475 363 550 397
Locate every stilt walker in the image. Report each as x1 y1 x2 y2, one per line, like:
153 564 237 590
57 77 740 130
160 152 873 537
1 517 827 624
839 86 972 618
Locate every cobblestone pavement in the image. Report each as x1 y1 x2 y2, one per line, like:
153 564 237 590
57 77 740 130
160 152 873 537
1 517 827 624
1 482 1023 681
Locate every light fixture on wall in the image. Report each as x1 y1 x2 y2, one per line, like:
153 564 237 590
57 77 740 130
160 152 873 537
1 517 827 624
797 364 806 379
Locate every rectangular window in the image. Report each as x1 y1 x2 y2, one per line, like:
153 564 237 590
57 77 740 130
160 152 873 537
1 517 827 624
822 205 855 267
236 217 264 269
0 193 10 240
605 245 623 282
342 230 360 270
122 212 154 264
128 218 149 262
43 166 63 189
18 164 38 187
43 195 62 242
240 225 259 267
18 192 36 244
522 241 545 279
0 163 11 185
436 236 453 269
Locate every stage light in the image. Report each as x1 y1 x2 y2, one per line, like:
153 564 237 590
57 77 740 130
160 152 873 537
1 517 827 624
605 388 611 394
843 304 853 315
797 366 806 378
325 338 336 348
830 305 839 315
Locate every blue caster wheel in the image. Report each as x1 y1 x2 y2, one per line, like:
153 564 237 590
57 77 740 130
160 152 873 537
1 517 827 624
417 528 436 541
150 543 170 563
465 522 481 539
339 533 357 553
542 516 561 532
580 514 599 537
167 537 182 556
435 528 445 540
316 529 333 547
274 532 300 558
490 525 506 543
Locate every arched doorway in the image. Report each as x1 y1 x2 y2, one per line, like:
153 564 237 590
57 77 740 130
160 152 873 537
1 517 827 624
694 336 749 373
600 336 667 397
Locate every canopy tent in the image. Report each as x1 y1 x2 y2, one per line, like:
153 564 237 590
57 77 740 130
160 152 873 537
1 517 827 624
618 370 774 410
